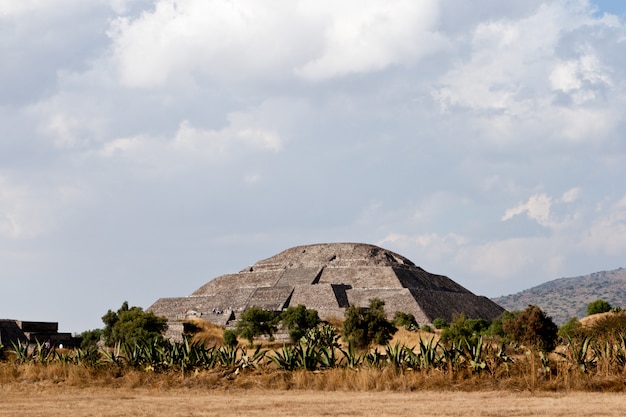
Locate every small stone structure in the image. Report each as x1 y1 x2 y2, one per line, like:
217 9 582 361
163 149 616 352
0 319 75 347
149 243 505 341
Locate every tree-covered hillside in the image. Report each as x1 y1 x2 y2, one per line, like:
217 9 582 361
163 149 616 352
492 268 626 325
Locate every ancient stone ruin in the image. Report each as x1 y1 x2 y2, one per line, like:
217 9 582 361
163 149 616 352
149 243 504 340
0 319 75 348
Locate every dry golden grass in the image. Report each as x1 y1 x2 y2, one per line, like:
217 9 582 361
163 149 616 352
579 312 617 327
3 355 626 417
185 318 226 346
2 384 626 417
389 327 439 346
3 360 624 393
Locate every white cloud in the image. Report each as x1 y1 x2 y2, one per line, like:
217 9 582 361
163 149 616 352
4 0 626 331
0 0 79 15
96 107 284 172
580 195 626 255
561 187 581 203
172 119 283 155
108 0 446 87
454 237 543 280
550 51 612 99
243 173 261 185
433 4 566 112
0 176 86 239
98 134 150 158
432 1 623 143
411 192 469 224
295 0 444 80
97 120 281 164
502 193 553 225
379 232 467 262
500 189 585 231
108 0 316 87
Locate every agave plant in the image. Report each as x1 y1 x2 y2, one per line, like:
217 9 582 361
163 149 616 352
74 346 103 368
340 342 365 369
485 342 513 376
55 348 75 365
216 344 243 368
364 347 387 368
101 342 125 367
462 336 487 373
304 323 341 369
269 344 300 371
614 333 626 371
562 335 595 373
307 324 340 349
238 345 266 371
384 341 410 370
30 340 57 365
269 341 318 370
440 340 464 375
10 341 30 364
121 341 145 369
413 337 444 371
317 344 340 369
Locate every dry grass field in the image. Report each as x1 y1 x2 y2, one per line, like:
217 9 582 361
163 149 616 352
4 321 626 416
2 384 626 417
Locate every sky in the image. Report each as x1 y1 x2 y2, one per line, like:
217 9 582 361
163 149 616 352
1 0 626 334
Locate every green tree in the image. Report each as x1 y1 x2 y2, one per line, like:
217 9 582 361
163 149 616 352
101 301 167 347
485 311 516 338
280 304 321 343
78 328 103 349
502 305 558 352
587 299 612 316
342 298 397 350
235 307 279 346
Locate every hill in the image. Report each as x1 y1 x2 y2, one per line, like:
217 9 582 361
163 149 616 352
492 267 626 325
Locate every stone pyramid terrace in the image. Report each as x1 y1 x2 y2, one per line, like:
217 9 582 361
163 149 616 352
149 243 504 340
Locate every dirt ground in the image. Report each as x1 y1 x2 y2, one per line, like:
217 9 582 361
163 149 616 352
2 385 626 417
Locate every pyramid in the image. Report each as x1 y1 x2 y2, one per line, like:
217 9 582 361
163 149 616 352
149 243 504 338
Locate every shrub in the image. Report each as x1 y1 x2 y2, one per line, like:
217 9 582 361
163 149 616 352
421 324 434 333
440 314 490 344
393 311 419 331
223 330 238 348
280 305 321 343
433 318 448 329
587 299 612 316
558 317 583 339
502 305 558 352
342 298 397 350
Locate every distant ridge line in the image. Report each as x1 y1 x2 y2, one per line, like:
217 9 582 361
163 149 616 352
492 267 626 324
